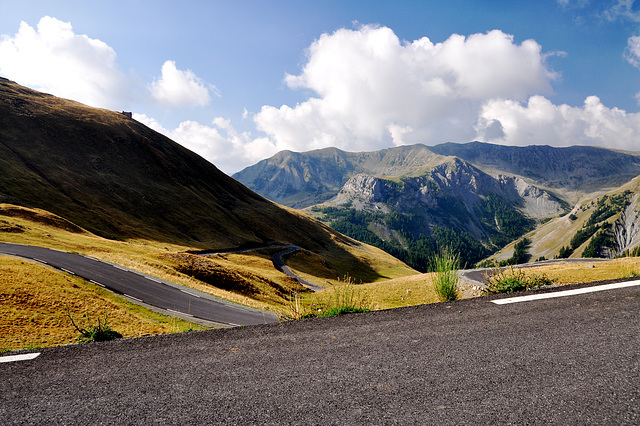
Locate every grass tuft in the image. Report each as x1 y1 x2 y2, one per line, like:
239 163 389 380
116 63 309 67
431 248 460 302
281 275 371 320
483 267 555 294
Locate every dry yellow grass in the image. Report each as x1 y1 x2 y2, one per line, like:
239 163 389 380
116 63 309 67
344 273 440 310
0 204 417 319
0 205 304 312
515 257 640 284
0 255 204 352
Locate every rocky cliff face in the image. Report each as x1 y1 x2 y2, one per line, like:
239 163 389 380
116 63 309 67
613 193 640 256
328 157 565 250
504 176 566 218
333 158 564 220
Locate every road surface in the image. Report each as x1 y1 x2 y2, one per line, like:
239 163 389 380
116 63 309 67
2 280 638 424
0 242 278 326
271 246 325 291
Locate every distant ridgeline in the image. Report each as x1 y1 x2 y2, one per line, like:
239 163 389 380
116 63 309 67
235 143 640 271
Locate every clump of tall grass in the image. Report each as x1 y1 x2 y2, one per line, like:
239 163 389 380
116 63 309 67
281 275 371 320
431 248 460 302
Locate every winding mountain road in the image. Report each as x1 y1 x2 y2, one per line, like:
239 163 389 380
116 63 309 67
0 243 278 326
200 245 325 292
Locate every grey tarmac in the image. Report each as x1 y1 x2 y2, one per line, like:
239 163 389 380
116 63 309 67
2 280 638 424
0 242 278 327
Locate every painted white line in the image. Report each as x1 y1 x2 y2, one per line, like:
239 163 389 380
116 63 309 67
112 265 128 271
180 289 201 298
33 258 47 264
0 352 41 363
147 277 162 283
89 280 105 287
61 268 75 275
492 280 640 305
124 294 143 303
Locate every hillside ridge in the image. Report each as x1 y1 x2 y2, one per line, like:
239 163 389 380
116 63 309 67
0 77 415 284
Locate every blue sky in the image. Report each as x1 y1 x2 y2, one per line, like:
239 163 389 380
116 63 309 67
1 0 639 173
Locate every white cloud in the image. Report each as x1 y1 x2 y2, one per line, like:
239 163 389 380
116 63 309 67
150 60 215 108
625 35 640 68
134 113 274 174
556 0 590 9
0 16 129 109
603 0 640 23
254 25 558 153
475 95 640 151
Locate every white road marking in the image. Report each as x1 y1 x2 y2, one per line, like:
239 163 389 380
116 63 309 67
0 352 41 363
89 280 105 287
492 280 640 305
61 268 75 275
180 289 201 298
33 258 47 264
124 294 142 302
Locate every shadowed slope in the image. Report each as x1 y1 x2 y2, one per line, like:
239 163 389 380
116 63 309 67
0 78 414 282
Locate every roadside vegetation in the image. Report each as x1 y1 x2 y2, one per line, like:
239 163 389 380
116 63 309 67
2 203 639 351
431 248 460 302
282 276 372 320
483 266 555 294
65 308 123 343
0 255 204 352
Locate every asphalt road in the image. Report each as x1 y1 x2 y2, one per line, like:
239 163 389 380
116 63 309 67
199 245 325 292
271 246 325 291
0 243 278 326
2 280 638 424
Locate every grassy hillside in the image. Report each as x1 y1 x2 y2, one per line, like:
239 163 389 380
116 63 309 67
0 254 205 352
0 78 415 285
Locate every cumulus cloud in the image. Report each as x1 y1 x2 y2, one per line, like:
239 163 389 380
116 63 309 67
475 95 640 151
0 16 129 109
149 60 216 108
254 25 558 153
134 113 274 174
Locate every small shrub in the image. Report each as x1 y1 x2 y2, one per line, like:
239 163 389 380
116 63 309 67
65 307 122 342
431 248 460 302
483 267 555 294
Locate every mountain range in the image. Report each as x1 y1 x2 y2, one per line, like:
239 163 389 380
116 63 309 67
234 142 640 270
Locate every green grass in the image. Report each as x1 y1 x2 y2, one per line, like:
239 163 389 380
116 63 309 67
281 277 372 320
431 248 460 302
483 267 555 294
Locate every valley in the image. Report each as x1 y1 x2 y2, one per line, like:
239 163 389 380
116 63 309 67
2 78 639 352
